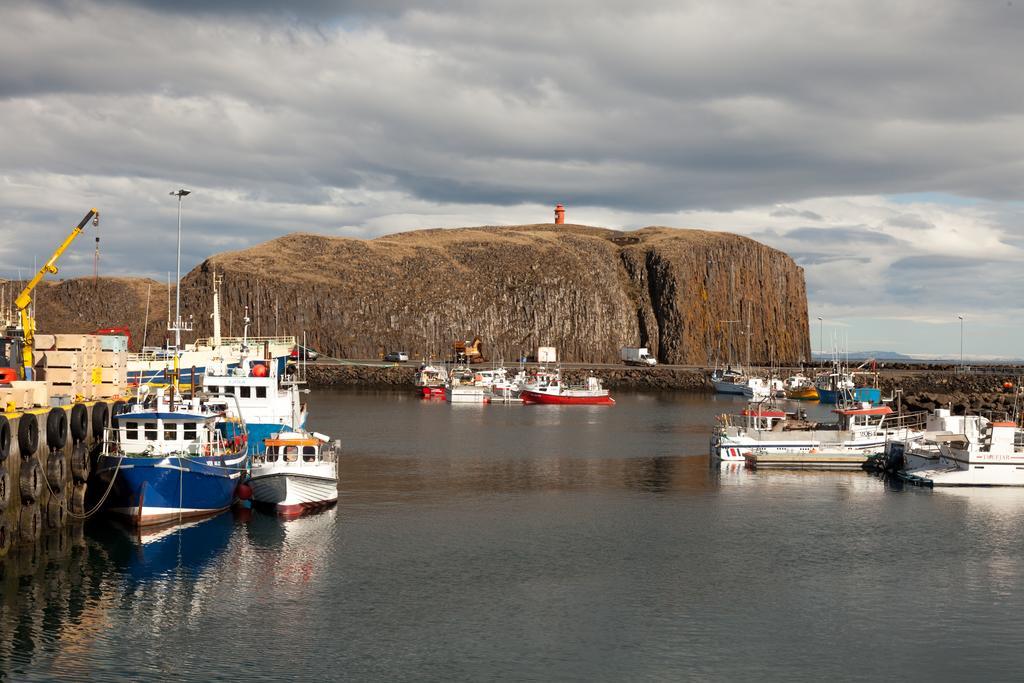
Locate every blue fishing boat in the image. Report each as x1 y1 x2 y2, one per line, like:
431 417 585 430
814 360 882 405
95 387 249 527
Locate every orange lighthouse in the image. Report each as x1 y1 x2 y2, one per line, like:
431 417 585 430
554 203 565 225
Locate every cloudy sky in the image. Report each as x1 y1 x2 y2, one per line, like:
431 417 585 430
2 0 1023 357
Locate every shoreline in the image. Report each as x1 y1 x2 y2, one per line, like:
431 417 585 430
305 363 1024 414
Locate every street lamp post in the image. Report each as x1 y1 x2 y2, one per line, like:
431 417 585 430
169 189 191 349
817 316 823 361
958 315 964 372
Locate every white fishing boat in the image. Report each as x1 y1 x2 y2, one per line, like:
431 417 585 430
415 362 449 398
711 366 748 395
445 365 492 403
899 419 1024 486
249 429 339 515
711 402 927 465
126 272 296 385
741 376 785 400
881 408 991 472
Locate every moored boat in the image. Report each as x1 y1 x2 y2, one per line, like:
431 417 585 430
899 418 1024 486
249 429 339 515
711 401 927 466
783 373 819 400
520 373 614 405
95 386 249 527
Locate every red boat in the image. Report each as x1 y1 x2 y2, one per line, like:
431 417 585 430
520 375 614 405
421 386 445 398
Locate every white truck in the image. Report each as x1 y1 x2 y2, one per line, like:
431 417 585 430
621 346 657 366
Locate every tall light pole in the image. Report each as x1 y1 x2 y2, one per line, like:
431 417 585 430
817 316 823 361
958 314 964 371
169 189 191 349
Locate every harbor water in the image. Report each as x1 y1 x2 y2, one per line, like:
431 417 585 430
3 389 1024 680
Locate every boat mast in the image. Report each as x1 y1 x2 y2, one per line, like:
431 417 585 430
211 271 222 348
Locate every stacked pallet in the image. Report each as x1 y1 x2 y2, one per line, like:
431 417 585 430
0 380 48 410
34 334 128 400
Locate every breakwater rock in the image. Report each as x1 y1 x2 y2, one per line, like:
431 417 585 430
306 363 710 391
879 372 1023 416
179 224 810 365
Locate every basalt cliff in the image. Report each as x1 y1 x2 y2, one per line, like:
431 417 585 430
22 224 810 364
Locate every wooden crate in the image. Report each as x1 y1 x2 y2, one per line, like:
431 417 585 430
40 367 87 384
98 350 127 368
0 381 48 409
95 383 123 399
35 350 84 369
100 367 128 384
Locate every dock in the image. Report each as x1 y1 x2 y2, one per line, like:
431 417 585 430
743 452 871 470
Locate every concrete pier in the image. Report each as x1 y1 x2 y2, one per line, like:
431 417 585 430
0 400 124 557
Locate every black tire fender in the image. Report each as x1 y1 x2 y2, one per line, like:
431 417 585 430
18 414 39 457
45 494 67 529
70 403 88 442
71 441 90 482
0 521 10 558
20 457 43 502
46 408 68 450
0 464 9 511
0 415 10 462
19 503 41 543
46 451 66 493
70 484 87 515
92 402 109 442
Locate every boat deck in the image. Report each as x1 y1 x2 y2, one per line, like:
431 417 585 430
744 452 870 470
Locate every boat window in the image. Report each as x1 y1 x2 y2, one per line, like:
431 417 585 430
183 422 197 440
264 451 277 463
125 421 139 440
284 445 298 462
165 423 178 441
240 386 251 398
303 446 316 462
145 422 158 440
256 386 267 399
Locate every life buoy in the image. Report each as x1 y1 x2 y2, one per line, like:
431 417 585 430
18 415 39 457
46 408 68 450
70 403 88 442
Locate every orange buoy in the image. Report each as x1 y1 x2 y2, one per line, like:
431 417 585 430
251 363 269 377
1004 381 1014 390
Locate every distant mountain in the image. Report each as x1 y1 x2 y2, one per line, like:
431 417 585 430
811 350 916 361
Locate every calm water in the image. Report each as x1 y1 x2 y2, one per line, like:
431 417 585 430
3 390 1024 681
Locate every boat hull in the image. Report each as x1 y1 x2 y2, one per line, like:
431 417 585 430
420 386 446 398
817 387 881 405
785 387 819 400
249 468 338 515
96 453 246 527
712 380 747 395
520 390 615 405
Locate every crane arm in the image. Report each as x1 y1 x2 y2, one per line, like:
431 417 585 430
14 208 99 379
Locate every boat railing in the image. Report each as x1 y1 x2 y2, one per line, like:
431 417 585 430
883 410 929 432
194 335 297 348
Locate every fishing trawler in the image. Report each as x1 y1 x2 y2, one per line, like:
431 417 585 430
520 371 614 405
94 384 248 526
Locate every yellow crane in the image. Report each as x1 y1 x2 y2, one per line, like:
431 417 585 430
13 208 100 379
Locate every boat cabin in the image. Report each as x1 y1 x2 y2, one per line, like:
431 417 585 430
112 408 232 457
257 431 336 465
833 404 893 431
